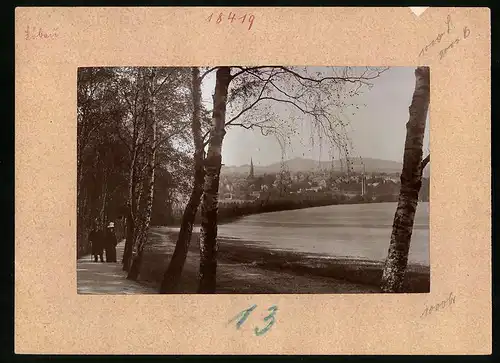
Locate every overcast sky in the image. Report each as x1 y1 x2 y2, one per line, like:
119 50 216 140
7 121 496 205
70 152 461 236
201 67 430 167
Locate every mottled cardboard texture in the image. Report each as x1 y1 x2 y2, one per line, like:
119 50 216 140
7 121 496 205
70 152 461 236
15 7 491 354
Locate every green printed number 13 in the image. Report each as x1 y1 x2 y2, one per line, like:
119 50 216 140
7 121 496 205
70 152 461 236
228 304 278 336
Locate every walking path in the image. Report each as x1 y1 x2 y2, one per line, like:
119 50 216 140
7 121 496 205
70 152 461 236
77 232 381 294
77 241 157 295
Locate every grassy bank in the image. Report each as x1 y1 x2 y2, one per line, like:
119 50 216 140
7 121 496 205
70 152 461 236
217 242 430 293
136 228 430 293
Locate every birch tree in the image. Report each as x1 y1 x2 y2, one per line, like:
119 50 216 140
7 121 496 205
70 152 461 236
380 66 430 293
160 67 207 292
196 66 388 293
126 70 158 280
114 67 188 271
123 67 191 277
197 67 233 293
77 66 193 264
114 67 146 270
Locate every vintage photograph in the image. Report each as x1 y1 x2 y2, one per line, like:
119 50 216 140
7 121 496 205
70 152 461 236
76 66 430 295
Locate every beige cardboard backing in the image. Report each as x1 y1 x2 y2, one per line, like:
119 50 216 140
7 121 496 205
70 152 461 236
15 7 491 355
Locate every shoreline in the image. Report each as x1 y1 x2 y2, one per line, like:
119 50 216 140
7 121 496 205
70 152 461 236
167 198 387 226
168 199 429 227
136 227 429 293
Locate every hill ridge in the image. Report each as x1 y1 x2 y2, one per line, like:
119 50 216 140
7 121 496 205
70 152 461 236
221 156 405 175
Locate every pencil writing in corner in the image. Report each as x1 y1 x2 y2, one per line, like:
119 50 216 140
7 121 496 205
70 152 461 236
438 26 471 60
25 25 59 40
418 14 471 60
421 292 456 318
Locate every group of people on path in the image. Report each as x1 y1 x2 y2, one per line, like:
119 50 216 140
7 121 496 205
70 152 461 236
88 220 118 263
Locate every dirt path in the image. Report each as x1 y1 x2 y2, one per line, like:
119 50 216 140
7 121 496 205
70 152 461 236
77 241 157 295
76 230 381 294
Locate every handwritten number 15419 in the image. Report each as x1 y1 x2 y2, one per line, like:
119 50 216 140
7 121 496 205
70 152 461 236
207 12 255 30
228 304 278 336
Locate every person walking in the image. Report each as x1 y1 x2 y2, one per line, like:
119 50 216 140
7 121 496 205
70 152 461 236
89 220 104 262
104 222 118 262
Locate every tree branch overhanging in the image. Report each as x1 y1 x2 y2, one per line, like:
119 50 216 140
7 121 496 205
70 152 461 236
230 66 277 80
231 66 390 85
224 71 277 127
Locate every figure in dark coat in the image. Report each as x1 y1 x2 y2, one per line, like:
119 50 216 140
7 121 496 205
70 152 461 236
89 222 104 262
104 222 118 262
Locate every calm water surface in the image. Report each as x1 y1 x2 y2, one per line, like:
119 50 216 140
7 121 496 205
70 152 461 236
217 202 429 266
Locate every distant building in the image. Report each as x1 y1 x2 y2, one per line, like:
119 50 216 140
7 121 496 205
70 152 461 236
248 158 254 179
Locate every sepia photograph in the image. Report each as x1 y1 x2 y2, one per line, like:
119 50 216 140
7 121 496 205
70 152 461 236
76 65 430 295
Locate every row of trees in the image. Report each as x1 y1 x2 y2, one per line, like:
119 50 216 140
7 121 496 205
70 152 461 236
77 67 197 278
78 65 429 294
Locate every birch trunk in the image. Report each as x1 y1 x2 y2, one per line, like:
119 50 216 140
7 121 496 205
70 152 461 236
132 175 147 255
198 67 231 293
128 133 156 280
380 66 430 292
128 72 157 280
160 67 205 293
122 141 138 271
135 163 145 217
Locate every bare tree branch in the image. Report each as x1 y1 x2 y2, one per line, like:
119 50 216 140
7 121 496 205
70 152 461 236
224 69 284 127
276 66 389 84
226 96 311 127
230 66 277 80
201 66 387 164
241 68 302 101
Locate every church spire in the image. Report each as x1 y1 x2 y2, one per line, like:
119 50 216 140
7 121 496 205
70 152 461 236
249 157 254 179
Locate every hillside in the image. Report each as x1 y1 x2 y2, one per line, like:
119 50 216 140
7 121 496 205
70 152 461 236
221 157 405 175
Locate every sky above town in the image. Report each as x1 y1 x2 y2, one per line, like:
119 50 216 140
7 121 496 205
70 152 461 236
201 67 430 167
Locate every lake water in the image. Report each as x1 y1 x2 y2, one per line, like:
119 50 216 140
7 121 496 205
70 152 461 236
217 202 429 266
